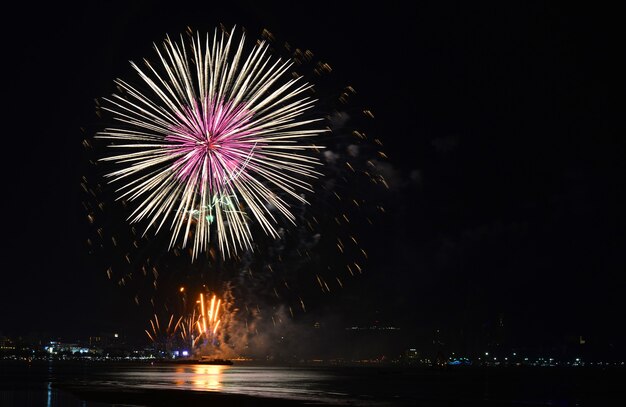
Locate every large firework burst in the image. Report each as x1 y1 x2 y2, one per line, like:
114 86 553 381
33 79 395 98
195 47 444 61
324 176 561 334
97 27 324 259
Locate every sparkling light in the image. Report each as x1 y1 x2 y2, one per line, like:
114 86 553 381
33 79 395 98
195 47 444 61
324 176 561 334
97 27 324 258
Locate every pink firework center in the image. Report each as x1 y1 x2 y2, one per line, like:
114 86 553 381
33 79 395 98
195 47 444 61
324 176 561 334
167 99 258 194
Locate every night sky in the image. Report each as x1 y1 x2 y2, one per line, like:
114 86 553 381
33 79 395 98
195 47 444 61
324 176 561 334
1 2 624 352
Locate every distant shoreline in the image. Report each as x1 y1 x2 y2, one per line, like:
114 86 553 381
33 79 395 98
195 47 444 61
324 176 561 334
2 358 626 370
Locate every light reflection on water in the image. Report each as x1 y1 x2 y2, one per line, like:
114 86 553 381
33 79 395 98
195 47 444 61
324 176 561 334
0 361 417 406
108 364 345 402
188 365 223 391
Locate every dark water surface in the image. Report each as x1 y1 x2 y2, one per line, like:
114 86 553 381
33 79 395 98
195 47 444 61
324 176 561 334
1 361 625 406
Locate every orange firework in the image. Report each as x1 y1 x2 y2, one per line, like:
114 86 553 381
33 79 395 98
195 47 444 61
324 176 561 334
145 313 182 350
197 293 222 344
145 290 227 354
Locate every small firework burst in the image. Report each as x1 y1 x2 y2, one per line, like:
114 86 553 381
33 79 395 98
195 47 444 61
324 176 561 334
97 26 324 259
145 313 182 351
195 292 222 347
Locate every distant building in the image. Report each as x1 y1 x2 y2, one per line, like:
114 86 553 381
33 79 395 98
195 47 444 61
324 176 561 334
44 341 91 355
404 348 420 364
0 336 15 351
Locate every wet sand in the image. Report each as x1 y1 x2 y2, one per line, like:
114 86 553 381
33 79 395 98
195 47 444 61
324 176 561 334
56 384 348 406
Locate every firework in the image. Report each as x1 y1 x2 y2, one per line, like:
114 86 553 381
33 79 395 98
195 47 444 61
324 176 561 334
196 292 222 346
96 27 324 259
144 290 228 354
145 313 182 352
175 306 198 348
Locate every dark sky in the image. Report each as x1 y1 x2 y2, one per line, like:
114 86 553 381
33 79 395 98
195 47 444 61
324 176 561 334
1 2 624 352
